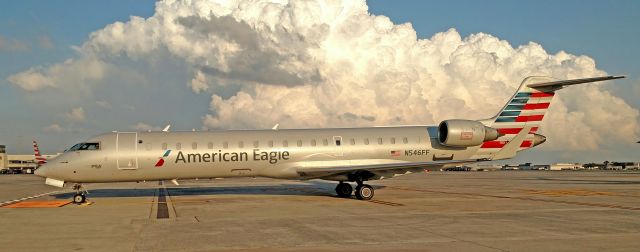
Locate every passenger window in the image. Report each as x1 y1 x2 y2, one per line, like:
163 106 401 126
311 139 317 146
364 138 369 145
378 138 383 144
192 142 197 150
253 141 259 148
390 137 396 144
208 142 213 149
282 140 288 147
268 140 274 147
403 137 408 144
223 142 228 149
323 139 328 146
297 140 302 147
350 138 355 145
162 143 167 150
176 143 182 150
238 141 244 148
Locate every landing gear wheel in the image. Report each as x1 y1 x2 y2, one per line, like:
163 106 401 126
335 183 353 198
355 184 374 200
73 193 86 204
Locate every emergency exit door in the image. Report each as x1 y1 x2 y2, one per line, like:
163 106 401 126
117 132 138 169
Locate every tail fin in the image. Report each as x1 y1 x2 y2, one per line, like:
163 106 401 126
33 140 47 166
476 75 625 160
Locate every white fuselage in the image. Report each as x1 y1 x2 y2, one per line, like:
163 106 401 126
36 126 481 183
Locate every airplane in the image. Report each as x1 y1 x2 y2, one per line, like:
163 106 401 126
33 140 47 166
35 75 625 204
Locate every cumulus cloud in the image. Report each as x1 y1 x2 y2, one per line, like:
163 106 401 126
8 56 108 92
6 0 639 153
43 124 64 133
64 107 86 123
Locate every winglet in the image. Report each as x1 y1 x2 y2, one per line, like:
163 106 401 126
491 126 532 160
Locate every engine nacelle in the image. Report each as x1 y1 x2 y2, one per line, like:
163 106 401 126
438 120 499 147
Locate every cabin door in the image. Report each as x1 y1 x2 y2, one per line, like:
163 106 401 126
117 132 138 169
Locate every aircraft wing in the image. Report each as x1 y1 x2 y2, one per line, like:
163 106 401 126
296 159 481 180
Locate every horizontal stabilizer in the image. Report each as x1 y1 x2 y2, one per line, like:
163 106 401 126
527 75 625 90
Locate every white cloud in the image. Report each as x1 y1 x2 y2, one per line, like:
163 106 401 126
5 0 639 155
190 70 208 93
8 56 108 92
64 107 86 123
43 124 64 133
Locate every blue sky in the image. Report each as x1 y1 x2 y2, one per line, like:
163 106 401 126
0 0 638 163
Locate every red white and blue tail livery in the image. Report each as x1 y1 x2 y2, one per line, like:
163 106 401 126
33 140 47 166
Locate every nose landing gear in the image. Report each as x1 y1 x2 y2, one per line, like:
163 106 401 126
72 184 87 204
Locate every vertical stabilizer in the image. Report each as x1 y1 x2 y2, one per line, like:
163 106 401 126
474 75 624 160
33 140 47 166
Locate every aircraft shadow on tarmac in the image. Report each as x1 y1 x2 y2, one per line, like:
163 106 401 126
51 181 387 199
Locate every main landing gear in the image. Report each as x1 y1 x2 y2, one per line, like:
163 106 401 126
72 183 87 204
334 180 375 200
335 182 353 198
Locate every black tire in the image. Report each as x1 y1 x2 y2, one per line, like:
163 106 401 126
355 184 374 200
335 183 353 198
73 194 86 204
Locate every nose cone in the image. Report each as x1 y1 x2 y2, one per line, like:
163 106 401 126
34 164 48 177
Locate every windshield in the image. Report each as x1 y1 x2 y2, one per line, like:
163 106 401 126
66 142 100 152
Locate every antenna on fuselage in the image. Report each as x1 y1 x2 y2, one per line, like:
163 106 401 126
162 124 171 132
272 123 279 130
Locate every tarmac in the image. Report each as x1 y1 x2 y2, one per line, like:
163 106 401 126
1 171 639 252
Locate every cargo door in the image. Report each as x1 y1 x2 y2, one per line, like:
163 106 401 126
117 132 138 169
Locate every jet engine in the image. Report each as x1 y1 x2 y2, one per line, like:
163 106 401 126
438 120 500 147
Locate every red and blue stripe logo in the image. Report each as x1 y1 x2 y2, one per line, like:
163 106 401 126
494 92 553 123
482 91 554 149
155 150 171 167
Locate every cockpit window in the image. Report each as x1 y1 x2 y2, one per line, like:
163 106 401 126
79 142 100 150
68 143 83 152
67 142 100 152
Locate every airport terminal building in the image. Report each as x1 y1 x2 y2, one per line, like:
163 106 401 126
0 145 59 174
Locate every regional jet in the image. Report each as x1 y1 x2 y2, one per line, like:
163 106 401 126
35 76 624 203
